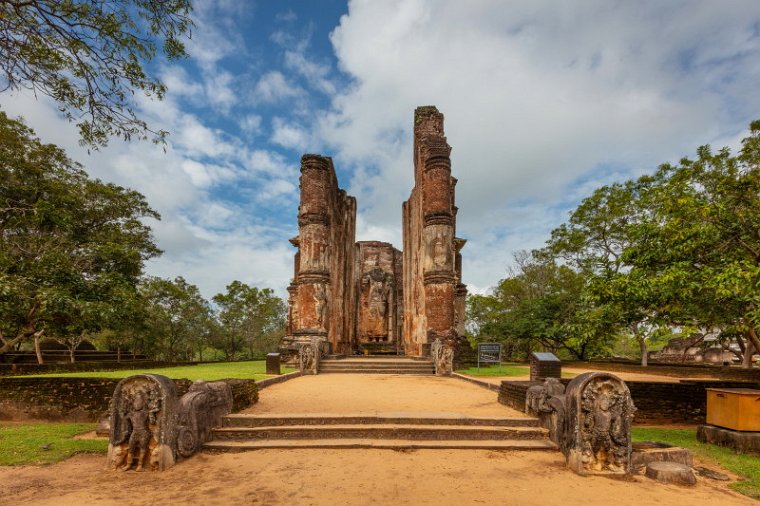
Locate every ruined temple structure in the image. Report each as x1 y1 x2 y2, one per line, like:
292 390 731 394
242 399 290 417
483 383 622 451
281 106 467 358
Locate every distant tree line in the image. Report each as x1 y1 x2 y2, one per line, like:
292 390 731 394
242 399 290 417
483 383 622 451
0 112 285 363
467 119 760 368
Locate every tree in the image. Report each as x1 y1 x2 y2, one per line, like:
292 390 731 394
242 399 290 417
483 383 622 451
213 281 286 361
140 276 214 362
0 112 161 361
0 0 192 147
466 251 610 360
619 121 760 365
545 182 666 365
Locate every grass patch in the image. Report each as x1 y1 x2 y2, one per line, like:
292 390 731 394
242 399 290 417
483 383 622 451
456 364 530 377
15 360 296 381
0 423 106 466
632 427 760 500
456 364 577 378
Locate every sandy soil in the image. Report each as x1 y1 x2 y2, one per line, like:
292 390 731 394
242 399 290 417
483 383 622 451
245 374 528 417
0 450 753 506
0 375 753 506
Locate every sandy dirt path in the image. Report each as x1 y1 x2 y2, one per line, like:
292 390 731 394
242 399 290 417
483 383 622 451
245 374 528 417
0 375 753 505
0 450 753 506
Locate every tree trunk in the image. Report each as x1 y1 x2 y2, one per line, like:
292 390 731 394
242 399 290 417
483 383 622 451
34 335 44 364
70 345 75 363
742 341 754 369
117 345 121 362
747 329 760 362
639 336 648 367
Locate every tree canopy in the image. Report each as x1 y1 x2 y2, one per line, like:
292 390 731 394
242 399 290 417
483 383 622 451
0 0 193 147
468 119 760 367
0 112 161 358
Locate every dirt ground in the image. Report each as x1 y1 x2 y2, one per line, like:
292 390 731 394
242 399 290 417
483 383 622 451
0 374 754 505
245 374 528 417
470 367 693 385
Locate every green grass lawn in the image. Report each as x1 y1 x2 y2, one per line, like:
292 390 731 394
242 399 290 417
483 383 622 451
456 364 576 378
0 423 106 466
632 427 760 500
16 360 296 381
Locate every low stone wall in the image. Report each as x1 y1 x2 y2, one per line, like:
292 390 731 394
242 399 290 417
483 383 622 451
564 360 760 382
0 360 196 376
0 376 258 422
499 378 760 424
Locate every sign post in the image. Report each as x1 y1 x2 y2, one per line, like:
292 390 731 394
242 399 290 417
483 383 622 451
477 343 502 369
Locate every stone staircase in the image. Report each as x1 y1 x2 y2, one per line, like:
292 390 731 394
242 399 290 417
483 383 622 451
318 356 435 375
203 413 557 452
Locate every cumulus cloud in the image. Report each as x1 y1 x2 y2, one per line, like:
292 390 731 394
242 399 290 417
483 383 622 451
318 0 760 291
253 71 305 104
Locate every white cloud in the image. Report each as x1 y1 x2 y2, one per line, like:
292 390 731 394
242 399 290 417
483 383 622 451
270 117 311 150
253 71 305 104
319 0 760 291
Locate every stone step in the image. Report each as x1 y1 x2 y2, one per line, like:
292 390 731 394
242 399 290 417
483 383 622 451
204 438 558 452
211 424 549 441
222 414 539 428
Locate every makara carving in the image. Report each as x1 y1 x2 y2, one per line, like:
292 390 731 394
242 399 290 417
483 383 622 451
176 381 233 458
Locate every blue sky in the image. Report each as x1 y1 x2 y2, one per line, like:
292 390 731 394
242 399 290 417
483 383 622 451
2 0 759 300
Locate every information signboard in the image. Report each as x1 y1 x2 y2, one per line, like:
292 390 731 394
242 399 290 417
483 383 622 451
477 343 501 368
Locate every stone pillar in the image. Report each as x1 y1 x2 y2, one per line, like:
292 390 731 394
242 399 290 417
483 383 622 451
292 155 332 345
417 106 460 350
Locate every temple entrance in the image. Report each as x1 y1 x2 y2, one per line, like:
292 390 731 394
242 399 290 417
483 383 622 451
280 107 467 359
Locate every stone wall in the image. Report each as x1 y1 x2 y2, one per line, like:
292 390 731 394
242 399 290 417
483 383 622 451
499 378 760 424
0 360 193 377
0 377 258 422
565 360 760 381
402 106 467 356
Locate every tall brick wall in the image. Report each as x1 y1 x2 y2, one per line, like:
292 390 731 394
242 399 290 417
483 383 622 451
402 106 467 356
282 155 357 355
498 379 760 424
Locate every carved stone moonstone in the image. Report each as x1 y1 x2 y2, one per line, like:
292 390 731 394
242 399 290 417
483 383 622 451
108 374 178 471
562 372 636 476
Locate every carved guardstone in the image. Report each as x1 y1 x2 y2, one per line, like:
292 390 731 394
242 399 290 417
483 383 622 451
108 374 178 471
176 381 233 458
561 372 636 476
431 338 453 376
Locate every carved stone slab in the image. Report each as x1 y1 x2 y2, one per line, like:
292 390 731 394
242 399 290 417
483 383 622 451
107 374 178 471
176 381 233 458
562 372 636 476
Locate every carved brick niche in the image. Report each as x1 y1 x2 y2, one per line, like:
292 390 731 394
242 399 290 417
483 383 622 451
354 241 403 354
281 106 466 359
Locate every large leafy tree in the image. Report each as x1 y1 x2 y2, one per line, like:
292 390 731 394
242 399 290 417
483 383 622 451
139 276 214 361
213 281 286 361
617 122 760 364
0 0 193 147
466 252 610 360
0 112 161 361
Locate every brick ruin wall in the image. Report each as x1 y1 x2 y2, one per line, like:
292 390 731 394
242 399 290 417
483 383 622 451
283 155 357 355
402 106 467 356
282 106 467 357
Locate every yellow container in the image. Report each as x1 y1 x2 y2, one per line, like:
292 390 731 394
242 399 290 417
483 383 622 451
706 388 760 432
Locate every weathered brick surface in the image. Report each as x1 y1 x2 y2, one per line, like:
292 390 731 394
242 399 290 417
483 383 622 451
0 377 258 422
498 378 760 424
282 107 467 358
